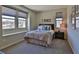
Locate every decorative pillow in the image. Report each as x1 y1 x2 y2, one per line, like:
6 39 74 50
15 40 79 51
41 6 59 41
37 25 51 31
45 25 51 30
37 25 43 31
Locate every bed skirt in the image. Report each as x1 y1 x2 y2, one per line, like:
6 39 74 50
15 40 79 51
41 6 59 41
24 37 51 47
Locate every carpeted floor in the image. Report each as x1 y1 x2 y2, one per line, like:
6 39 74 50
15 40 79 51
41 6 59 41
2 39 73 54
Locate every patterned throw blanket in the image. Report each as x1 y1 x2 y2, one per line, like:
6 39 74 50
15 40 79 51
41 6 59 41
24 30 54 45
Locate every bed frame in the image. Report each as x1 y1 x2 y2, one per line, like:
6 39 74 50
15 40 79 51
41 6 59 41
24 37 49 47
39 24 54 30
24 24 54 47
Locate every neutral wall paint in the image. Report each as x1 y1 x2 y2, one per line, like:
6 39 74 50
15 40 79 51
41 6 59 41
29 10 37 30
67 6 79 54
0 5 37 49
36 8 67 39
36 8 67 25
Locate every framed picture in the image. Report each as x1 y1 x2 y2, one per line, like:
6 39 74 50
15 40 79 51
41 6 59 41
43 19 51 22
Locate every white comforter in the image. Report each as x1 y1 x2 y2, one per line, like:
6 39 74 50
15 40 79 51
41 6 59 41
24 30 54 45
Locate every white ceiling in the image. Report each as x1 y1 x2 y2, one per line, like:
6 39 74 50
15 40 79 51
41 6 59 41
25 5 67 12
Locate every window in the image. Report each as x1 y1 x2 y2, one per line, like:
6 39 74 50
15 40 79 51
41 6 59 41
71 5 79 29
2 6 16 29
56 18 63 28
1 6 28 36
18 17 26 28
55 12 63 28
2 15 15 29
76 16 79 28
18 12 27 28
72 18 75 24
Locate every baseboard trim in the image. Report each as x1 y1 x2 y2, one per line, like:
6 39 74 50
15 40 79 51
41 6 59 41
67 35 75 54
0 39 24 50
67 39 74 53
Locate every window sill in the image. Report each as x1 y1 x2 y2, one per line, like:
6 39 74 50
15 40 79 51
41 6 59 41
2 31 26 37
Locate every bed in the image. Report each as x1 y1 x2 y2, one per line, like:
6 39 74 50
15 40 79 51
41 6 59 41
24 24 54 47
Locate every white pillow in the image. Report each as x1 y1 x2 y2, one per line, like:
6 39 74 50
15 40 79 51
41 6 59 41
37 26 43 30
37 25 51 31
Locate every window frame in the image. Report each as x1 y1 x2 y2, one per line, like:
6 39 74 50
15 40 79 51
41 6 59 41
2 14 16 29
2 6 28 29
1 6 28 36
76 16 79 28
71 5 79 29
17 11 27 29
55 17 63 28
18 17 27 28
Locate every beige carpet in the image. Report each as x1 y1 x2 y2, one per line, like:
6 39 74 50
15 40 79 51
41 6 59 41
2 39 73 54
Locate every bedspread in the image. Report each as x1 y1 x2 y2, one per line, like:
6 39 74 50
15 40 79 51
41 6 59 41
24 30 54 45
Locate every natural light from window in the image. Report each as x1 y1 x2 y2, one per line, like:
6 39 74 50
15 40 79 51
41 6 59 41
56 18 63 28
2 15 15 29
76 16 79 28
18 18 26 28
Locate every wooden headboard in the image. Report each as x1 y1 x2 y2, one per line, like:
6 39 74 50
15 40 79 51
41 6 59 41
39 24 54 30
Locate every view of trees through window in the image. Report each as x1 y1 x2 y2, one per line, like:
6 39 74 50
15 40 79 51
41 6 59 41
2 6 27 30
56 18 63 28
18 18 26 28
2 15 15 29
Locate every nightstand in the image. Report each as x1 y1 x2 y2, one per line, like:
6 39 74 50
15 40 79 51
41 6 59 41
54 31 64 39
